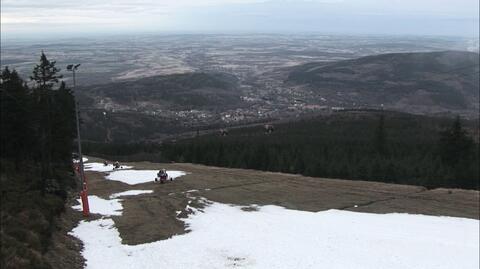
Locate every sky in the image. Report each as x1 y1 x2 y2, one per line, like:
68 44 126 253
1 0 479 39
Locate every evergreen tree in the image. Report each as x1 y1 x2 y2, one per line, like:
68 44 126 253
439 116 473 167
0 67 31 169
30 52 63 88
438 116 476 188
374 114 387 156
102 112 478 190
51 82 76 164
1 57 79 268
30 52 64 194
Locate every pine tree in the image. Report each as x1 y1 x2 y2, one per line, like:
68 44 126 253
30 52 63 194
438 116 476 188
439 116 473 167
51 82 76 164
30 51 63 88
374 114 387 156
0 67 31 169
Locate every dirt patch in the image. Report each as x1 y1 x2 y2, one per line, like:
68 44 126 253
44 199 85 269
241 205 260 212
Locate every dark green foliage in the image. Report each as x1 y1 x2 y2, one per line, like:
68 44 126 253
1 53 77 269
30 52 63 88
82 141 165 162
51 82 77 163
160 112 479 190
28 53 67 188
85 111 479 190
439 117 474 165
0 67 31 170
374 114 387 156
438 117 478 189
84 111 479 189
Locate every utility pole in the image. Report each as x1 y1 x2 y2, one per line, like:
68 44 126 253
67 64 89 217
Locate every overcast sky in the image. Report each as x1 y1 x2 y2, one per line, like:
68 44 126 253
2 0 479 38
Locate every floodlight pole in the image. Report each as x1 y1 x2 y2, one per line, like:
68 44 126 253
68 64 89 217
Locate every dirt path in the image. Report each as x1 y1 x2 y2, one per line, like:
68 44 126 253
74 157 479 247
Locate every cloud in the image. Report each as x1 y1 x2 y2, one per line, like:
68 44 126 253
1 0 478 37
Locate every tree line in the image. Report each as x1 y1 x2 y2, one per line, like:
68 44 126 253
83 111 478 190
1 52 76 182
1 53 77 268
160 112 479 190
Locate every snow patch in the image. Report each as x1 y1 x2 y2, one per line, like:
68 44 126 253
109 190 153 199
71 200 479 269
73 157 89 163
72 195 123 216
84 162 133 172
106 170 186 185
185 189 199 193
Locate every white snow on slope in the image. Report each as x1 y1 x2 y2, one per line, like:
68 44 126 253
73 157 89 163
106 170 186 185
84 162 133 172
110 190 153 199
71 202 479 269
72 196 123 216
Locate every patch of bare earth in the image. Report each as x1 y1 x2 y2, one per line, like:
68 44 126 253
44 198 85 269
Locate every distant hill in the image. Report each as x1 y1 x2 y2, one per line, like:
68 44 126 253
286 51 479 116
76 72 242 142
78 72 241 111
77 51 479 143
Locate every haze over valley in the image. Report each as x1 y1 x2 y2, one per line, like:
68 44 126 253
2 35 479 142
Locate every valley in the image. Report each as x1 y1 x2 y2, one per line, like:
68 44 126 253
2 34 479 143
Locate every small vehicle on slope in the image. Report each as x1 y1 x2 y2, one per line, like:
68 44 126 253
155 169 169 184
113 161 121 169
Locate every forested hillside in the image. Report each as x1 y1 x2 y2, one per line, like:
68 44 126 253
83 111 479 190
1 53 77 268
286 51 480 116
78 72 240 110
161 112 479 189
74 72 242 142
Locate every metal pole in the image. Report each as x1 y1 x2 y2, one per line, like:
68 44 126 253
70 67 89 216
73 70 83 178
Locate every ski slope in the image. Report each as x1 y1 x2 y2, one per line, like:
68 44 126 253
84 162 133 172
71 195 480 269
82 160 186 185
105 170 186 185
72 196 123 216
109 190 153 199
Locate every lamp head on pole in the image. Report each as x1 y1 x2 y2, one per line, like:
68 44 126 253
67 64 81 71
